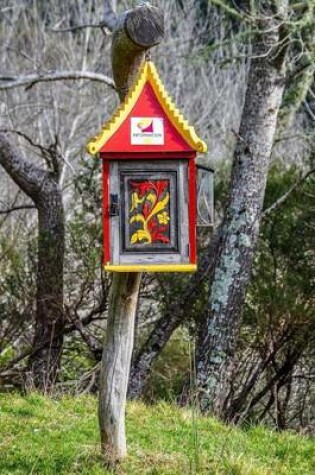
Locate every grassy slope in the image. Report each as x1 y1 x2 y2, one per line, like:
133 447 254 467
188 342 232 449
0 394 314 474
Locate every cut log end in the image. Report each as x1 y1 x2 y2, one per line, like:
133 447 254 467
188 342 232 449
125 5 164 48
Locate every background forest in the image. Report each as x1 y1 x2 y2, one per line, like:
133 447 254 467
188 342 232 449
0 0 314 442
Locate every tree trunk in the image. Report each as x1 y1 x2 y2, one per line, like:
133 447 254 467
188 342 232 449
98 3 164 463
27 183 65 391
195 2 289 415
0 132 65 390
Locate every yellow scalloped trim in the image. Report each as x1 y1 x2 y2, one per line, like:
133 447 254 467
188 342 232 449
87 61 207 155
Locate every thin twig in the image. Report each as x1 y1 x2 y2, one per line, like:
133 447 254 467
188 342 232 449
104 0 118 31
51 21 111 33
51 0 117 33
0 71 115 91
262 169 315 218
303 100 315 122
0 205 35 215
210 0 248 21
0 305 106 373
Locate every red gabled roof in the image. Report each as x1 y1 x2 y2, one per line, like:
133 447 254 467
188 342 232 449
87 61 207 155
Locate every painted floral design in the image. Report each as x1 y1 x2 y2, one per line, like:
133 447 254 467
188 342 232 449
157 211 170 225
129 180 171 245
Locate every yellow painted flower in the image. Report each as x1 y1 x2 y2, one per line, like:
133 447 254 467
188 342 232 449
157 211 170 225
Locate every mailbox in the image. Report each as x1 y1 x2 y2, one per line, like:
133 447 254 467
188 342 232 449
87 61 207 272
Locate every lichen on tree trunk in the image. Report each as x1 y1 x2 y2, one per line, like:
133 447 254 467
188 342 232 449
196 2 289 416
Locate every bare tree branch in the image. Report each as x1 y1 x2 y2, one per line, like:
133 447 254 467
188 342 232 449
69 316 102 360
0 205 35 215
0 132 47 201
0 71 115 91
0 128 60 164
51 21 112 33
51 1 117 33
0 303 106 373
262 168 315 218
210 0 248 21
303 99 315 122
104 0 118 31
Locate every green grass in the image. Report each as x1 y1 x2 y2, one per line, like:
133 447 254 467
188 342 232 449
0 393 314 474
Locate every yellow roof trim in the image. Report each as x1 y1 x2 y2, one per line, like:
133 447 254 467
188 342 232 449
87 61 207 155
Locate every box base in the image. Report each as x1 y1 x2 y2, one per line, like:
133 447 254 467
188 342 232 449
104 264 197 273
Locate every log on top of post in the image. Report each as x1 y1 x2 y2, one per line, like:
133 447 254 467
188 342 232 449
111 3 164 101
87 61 207 273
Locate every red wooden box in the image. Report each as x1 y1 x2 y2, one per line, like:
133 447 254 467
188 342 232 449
87 61 207 272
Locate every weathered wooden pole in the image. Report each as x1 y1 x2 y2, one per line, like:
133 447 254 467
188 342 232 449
98 3 164 463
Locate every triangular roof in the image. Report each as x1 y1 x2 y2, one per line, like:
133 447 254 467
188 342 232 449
87 61 207 155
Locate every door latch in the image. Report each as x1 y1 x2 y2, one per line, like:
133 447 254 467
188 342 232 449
109 194 119 216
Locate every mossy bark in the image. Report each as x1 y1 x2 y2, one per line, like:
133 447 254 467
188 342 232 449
196 2 289 416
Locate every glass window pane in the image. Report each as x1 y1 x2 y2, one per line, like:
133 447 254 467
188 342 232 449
197 166 214 227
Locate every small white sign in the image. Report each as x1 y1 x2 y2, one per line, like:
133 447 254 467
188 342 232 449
131 117 164 145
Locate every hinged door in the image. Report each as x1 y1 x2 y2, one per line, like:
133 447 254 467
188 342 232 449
108 160 191 268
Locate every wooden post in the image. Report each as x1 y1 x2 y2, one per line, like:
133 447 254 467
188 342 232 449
98 3 164 463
